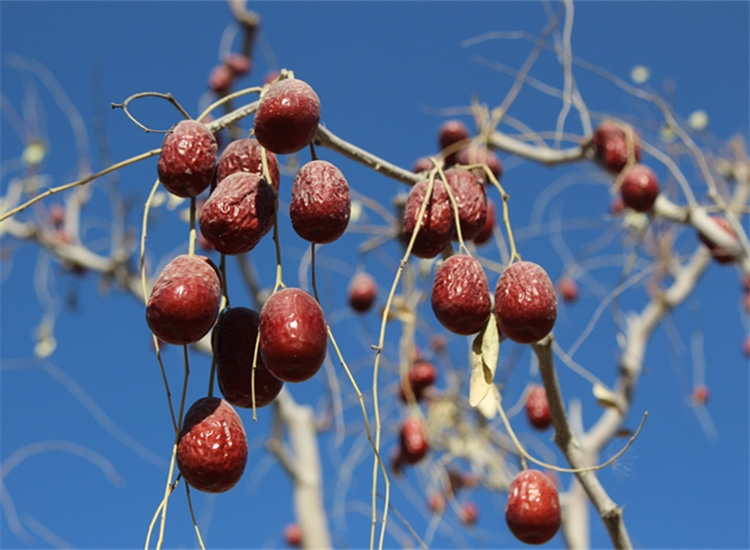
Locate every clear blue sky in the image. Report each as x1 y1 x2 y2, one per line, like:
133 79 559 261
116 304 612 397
1 2 748 549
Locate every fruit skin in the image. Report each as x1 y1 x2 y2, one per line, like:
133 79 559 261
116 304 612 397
254 78 321 154
401 179 455 259
495 261 557 344
146 255 221 345
209 63 233 94
438 119 470 152
620 164 660 212
348 272 377 313
593 120 641 173
505 469 561 545
216 138 280 191
399 417 429 464
223 53 251 76
454 146 503 182
526 385 552 430
461 501 479 525
177 397 248 493
199 172 275 255
259 288 328 383
444 168 487 241
399 360 438 402
157 120 218 198
289 160 351 244
697 216 739 264
431 255 492 335
214 307 284 408
472 198 496 245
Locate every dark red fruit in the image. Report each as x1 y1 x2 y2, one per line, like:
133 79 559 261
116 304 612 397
284 523 302 547
620 164 660 212
146 254 221 345
209 63 233 94
216 138 280 191
348 272 377 313
505 469 561 545
526 385 552 430
697 216 739 264
177 397 248 493
557 276 579 303
259 288 328 383
431 255 491 335
157 120 218 198
444 168 487 241
399 360 438 402
223 53 251 76
593 120 641 173
454 146 503 182
199 172 275 255
399 417 429 464
214 307 284 409
439 119 471 152
461 502 479 525
473 198 496 245
289 160 351 244
495 261 557 344
401 179 455 259
254 78 321 154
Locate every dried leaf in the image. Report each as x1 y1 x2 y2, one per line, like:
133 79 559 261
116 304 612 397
477 384 500 419
469 314 500 407
593 383 623 414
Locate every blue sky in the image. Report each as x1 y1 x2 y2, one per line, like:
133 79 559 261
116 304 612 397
1 2 749 549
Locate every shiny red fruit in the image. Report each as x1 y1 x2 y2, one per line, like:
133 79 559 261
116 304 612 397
526 385 552 430
473 198 496 245
216 138 280 191
199 172 275 255
495 261 557 344
620 164 660 212
254 78 321 154
214 307 284 409
399 417 429 464
290 160 351 244
146 254 221 345
401 179 455 259
399 360 438 402
445 168 487 241
259 288 328 383
177 397 248 493
593 120 641 173
697 215 739 264
431 255 491 335
348 272 377 313
157 120 218 198
505 469 561 545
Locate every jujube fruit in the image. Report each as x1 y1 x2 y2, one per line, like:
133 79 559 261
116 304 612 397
593 120 641 174
254 78 321 154
289 160 351 244
620 164 660 212
454 146 503 182
399 417 429 464
259 288 328 383
495 261 557 344
216 138 280 191
399 360 438 402
557 276 579 303
199 172 275 255
401 179 455 259
214 307 284 408
444 168 487 241
505 469 561 545
146 254 221 345
348 272 377 313
177 397 248 493
525 385 552 430
157 120 217 198
431 255 492 335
